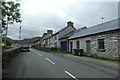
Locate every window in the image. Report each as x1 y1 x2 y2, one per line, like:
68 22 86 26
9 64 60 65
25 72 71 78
76 41 80 49
55 42 57 47
98 39 105 50
55 35 57 40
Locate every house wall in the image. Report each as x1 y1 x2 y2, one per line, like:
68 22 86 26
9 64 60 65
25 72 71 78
40 31 53 48
47 39 49 48
49 37 52 48
59 26 75 39
69 30 119 60
50 26 75 49
59 38 68 51
59 26 75 50
55 34 59 48
49 33 59 48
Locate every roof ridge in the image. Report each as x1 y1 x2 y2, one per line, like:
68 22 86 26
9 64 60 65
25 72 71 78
69 18 119 40
88 18 118 29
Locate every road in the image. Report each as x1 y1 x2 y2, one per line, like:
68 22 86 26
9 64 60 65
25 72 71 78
3 48 118 79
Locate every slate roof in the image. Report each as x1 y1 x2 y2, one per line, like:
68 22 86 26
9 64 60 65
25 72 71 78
59 27 87 39
69 18 120 40
52 22 76 36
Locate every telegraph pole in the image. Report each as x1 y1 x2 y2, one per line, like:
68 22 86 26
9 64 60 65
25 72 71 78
19 26 21 45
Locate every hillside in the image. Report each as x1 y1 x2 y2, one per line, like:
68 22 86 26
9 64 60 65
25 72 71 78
5 37 41 45
19 37 41 45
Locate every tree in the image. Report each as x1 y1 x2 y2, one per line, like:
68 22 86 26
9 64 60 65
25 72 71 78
1 1 22 45
2 37 12 46
1 1 22 31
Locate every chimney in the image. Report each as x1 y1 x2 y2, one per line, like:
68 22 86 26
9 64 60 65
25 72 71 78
43 33 47 37
47 30 53 34
67 21 73 27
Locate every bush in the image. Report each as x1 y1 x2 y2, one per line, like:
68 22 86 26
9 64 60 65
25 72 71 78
50 47 57 51
85 54 91 57
90 53 98 59
2 46 12 51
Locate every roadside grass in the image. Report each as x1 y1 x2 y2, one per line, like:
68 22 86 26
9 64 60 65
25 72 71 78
49 50 71 54
50 50 119 62
2 46 13 51
51 50 119 63
2 46 19 51
32 46 119 62
85 53 119 62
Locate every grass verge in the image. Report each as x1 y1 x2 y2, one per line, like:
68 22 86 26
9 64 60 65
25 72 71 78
85 53 119 62
48 49 71 55
2 46 13 51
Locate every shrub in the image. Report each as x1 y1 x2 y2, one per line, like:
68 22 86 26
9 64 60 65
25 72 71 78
2 46 12 51
90 53 98 59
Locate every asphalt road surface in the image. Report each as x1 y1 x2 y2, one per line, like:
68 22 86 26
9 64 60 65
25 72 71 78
3 48 118 79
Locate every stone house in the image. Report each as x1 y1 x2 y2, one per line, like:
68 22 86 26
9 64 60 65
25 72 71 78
34 39 41 45
59 27 87 52
49 32 59 48
69 18 120 60
49 21 76 50
41 30 53 48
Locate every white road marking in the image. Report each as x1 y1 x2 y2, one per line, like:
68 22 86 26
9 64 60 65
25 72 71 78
38 53 43 56
45 57 55 65
32 50 42 56
65 71 78 80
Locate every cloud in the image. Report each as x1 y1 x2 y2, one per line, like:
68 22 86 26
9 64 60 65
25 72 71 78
7 0 118 40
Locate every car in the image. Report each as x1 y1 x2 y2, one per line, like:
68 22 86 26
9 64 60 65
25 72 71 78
20 45 30 52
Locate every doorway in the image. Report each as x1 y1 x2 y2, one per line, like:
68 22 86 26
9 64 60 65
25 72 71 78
86 40 91 54
70 42 73 53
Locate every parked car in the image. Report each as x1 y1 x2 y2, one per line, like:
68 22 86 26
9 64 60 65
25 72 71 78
20 45 30 52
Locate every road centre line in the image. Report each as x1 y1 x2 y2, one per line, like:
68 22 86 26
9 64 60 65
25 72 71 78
45 57 55 65
36 52 43 56
65 71 78 80
38 53 42 56
32 50 42 56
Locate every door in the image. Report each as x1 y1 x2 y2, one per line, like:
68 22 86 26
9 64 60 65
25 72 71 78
86 40 91 54
61 41 67 51
70 42 73 53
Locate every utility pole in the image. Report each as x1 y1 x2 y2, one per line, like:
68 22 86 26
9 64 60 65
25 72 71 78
19 26 21 45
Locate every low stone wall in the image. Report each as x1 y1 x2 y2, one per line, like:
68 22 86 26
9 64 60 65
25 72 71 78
2 47 21 69
32 45 58 52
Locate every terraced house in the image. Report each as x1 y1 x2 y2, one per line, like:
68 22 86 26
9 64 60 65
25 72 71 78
68 18 120 60
49 21 76 50
59 27 87 52
41 30 53 48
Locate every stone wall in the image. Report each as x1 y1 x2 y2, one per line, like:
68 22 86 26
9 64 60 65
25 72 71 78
91 31 118 60
2 47 21 69
69 30 119 60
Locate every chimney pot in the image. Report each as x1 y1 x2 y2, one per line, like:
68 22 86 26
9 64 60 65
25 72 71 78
67 21 73 27
47 30 53 34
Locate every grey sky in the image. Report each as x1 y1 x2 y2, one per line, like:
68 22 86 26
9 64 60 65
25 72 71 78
7 0 119 40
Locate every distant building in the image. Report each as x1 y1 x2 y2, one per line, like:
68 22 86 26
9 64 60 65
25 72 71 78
34 38 41 45
40 30 53 48
68 18 120 60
